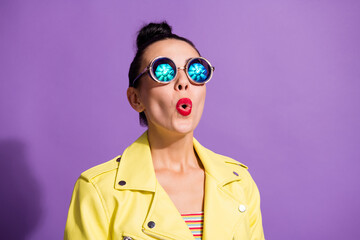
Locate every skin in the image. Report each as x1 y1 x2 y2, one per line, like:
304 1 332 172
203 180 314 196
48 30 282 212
127 39 206 213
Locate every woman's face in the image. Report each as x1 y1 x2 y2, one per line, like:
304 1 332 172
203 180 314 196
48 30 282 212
134 39 206 135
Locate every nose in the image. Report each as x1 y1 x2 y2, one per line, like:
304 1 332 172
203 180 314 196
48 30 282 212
174 68 189 91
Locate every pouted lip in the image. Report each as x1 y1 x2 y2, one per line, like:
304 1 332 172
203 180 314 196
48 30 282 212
176 98 192 116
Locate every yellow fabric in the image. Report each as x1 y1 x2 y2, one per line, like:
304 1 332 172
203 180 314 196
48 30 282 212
64 131 265 240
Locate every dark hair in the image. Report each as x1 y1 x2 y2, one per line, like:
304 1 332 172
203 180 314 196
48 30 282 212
128 21 200 126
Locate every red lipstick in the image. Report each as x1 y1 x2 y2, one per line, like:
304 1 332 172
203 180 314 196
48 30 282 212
176 98 192 116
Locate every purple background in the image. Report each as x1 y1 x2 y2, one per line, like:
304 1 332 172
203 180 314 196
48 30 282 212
1 0 359 239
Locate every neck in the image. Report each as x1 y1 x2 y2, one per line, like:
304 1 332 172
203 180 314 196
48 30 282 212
147 127 200 173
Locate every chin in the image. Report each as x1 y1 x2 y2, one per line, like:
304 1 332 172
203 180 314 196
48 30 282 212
172 126 195 135
171 119 199 135
148 114 201 136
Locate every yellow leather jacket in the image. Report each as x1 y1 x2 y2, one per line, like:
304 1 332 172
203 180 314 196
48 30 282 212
64 132 264 239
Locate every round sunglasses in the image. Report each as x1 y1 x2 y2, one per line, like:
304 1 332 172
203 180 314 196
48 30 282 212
132 56 215 86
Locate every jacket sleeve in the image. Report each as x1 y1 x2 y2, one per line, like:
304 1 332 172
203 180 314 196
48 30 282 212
245 171 265 240
64 177 109 240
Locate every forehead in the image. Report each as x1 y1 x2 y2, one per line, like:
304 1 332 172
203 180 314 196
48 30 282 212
142 39 200 65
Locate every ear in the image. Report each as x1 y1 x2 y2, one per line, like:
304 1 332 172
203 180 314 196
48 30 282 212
127 87 145 113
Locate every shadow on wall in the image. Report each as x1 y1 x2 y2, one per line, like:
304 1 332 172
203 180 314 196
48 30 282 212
0 140 42 240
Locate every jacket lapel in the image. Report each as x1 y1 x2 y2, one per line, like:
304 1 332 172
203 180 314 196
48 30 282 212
201 173 243 239
194 138 246 239
115 132 195 240
142 181 195 240
115 132 246 239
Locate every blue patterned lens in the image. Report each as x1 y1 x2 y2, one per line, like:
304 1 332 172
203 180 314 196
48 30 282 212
154 63 175 82
188 62 209 82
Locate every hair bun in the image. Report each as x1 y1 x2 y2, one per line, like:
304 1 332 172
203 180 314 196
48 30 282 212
136 21 172 49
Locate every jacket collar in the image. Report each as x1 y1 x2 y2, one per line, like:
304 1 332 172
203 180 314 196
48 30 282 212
114 131 249 240
114 131 247 192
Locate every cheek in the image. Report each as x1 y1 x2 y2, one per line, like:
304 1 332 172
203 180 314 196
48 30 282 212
140 87 174 114
195 87 206 110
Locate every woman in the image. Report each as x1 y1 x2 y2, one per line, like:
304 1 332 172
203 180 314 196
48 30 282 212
64 22 264 240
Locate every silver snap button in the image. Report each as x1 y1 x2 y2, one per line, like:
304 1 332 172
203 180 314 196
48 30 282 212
123 237 132 240
239 204 246 213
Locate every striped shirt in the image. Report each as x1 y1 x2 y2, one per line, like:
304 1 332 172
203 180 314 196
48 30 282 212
181 211 204 240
